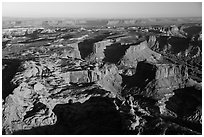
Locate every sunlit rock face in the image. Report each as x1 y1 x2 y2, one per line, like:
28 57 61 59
59 70 99 84
147 35 157 48
97 63 123 96
119 41 161 69
121 61 188 99
148 34 201 58
143 64 188 100
2 54 124 134
148 36 192 55
147 33 202 83
119 58 193 129
92 40 113 62
62 47 81 59
2 81 57 135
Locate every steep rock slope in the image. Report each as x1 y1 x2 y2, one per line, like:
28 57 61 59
92 40 113 62
147 35 202 82
119 41 162 69
2 54 123 134
122 61 188 99
2 28 202 135
62 42 81 59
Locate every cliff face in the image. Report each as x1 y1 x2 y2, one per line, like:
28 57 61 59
2 54 123 134
120 59 201 133
151 36 192 55
78 34 111 60
122 61 188 100
62 43 81 59
148 34 202 59
93 40 112 58
98 64 122 96
2 31 202 135
59 70 97 84
148 35 157 48
155 64 188 79
119 40 188 100
12 96 123 135
119 41 161 75
168 25 186 37
147 34 202 82
120 41 161 67
143 64 188 100
91 40 113 62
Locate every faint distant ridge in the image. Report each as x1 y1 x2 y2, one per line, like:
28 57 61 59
2 16 202 29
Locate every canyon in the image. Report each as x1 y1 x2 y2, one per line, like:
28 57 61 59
2 20 202 135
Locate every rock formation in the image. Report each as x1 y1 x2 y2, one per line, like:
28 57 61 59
62 43 81 59
119 41 161 75
2 22 202 135
92 40 113 62
2 53 124 134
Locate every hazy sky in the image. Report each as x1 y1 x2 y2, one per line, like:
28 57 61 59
2 2 202 18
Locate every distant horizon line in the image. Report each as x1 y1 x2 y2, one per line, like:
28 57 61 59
3 16 202 20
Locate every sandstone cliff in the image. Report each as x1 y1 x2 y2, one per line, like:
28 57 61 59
2 55 123 134
119 41 162 75
93 40 112 62
62 43 81 59
144 63 188 100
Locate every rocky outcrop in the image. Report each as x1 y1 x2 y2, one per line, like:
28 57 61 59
2 54 123 134
155 64 188 80
115 93 200 135
168 25 186 37
148 34 202 60
119 41 162 75
120 60 190 123
198 33 202 41
3 53 201 135
121 41 161 67
2 82 57 134
97 64 122 97
91 40 113 62
12 96 123 135
119 40 189 101
59 70 98 84
144 64 188 102
122 61 188 99
78 34 111 59
147 34 202 83
147 35 157 48
62 43 81 59
149 36 190 55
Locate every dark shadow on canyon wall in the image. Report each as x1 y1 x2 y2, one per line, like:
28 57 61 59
13 96 124 135
103 43 130 64
78 33 110 59
121 61 156 89
2 59 22 100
